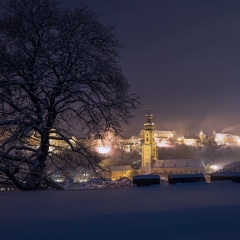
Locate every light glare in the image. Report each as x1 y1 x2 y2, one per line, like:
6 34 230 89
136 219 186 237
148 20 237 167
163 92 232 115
211 165 219 170
96 146 110 154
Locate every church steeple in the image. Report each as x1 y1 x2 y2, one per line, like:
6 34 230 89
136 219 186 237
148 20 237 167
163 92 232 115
144 107 155 130
142 108 158 174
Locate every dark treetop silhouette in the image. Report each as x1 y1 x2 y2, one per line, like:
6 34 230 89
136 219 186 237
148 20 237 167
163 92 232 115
0 0 139 190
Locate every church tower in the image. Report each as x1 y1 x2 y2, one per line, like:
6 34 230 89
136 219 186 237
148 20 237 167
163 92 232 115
199 130 206 143
142 108 158 174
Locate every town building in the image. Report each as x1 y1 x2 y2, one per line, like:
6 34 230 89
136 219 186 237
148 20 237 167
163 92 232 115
152 159 206 175
139 130 176 141
213 131 240 145
120 135 141 153
182 135 200 145
109 165 132 180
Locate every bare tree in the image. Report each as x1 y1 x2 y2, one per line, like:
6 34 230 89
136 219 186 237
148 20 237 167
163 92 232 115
0 0 139 190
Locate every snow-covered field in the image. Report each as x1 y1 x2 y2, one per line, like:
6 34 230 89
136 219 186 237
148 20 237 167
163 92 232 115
1 181 240 240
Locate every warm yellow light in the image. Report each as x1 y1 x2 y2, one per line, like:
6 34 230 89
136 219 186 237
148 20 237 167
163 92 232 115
210 165 219 170
96 146 110 154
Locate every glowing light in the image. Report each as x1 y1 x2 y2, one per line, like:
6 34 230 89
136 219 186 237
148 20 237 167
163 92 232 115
157 142 166 147
216 134 223 141
96 146 110 154
210 165 219 170
185 141 194 146
236 138 240 145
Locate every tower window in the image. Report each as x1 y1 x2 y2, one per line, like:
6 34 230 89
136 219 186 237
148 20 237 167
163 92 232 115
147 137 148 141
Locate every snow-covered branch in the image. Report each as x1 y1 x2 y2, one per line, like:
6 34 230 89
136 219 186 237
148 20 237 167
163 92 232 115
0 0 139 190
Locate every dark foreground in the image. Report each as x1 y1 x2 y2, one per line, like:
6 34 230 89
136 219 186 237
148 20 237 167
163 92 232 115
1 181 239 240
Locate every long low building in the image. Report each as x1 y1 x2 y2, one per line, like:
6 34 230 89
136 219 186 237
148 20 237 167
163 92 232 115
213 131 240 145
152 159 206 175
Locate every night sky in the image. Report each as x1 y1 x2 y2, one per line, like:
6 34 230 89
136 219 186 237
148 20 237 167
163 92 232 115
63 0 240 138
5 0 240 137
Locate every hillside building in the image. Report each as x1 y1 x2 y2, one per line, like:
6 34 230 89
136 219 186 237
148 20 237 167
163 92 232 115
182 135 201 145
139 130 176 140
213 131 240 145
120 135 141 153
109 166 132 180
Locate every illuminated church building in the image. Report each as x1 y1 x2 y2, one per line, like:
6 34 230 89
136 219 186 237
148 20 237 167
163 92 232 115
141 110 206 175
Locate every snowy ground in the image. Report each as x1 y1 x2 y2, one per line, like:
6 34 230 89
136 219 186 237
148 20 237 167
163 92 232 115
1 181 240 240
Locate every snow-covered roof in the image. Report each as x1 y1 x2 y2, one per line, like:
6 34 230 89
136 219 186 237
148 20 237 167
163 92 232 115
83 183 98 189
138 130 175 138
121 142 134 145
215 133 240 138
109 166 132 171
153 159 205 168
223 162 240 169
155 131 174 135
86 178 103 184
115 178 131 186
133 174 160 180
102 182 121 188
115 177 131 182
168 174 204 178
183 135 200 140
211 171 240 177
